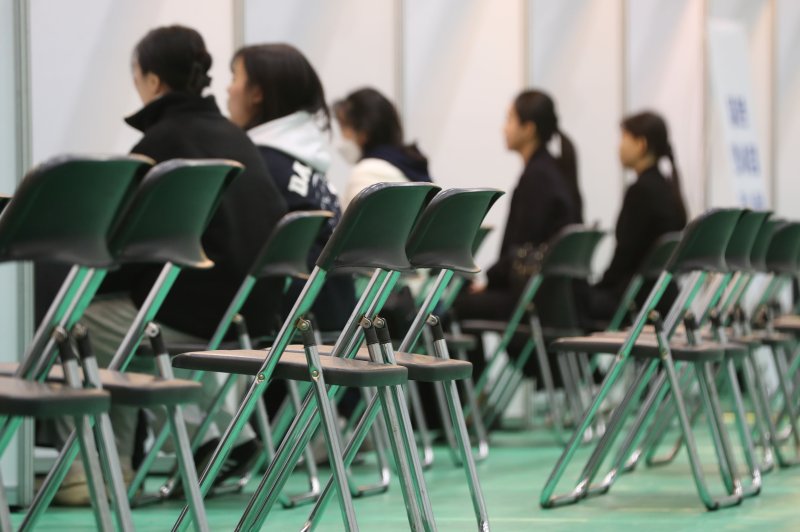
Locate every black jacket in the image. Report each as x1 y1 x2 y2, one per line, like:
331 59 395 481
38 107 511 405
597 165 687 300
104 93 288 338
487 147 580 290
258 146 356 331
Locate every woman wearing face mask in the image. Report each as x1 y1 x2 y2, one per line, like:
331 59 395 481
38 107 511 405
226 43 355 334
333 87 433 208
585 111 687 322
51 25 286 505
454 89 582 386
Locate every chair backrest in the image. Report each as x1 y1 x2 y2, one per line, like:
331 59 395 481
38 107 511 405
749 218 781 272
471 225 493 256
666 208 743 273
724 210 770 272
108 159 241 269
540 225 605 279
638 232 682 280
765 221 800 275
249 210 334 279
315 182 440 272
405 188 503 273
0 155 151 267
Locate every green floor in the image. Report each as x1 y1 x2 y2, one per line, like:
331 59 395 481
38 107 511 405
11 429 800 531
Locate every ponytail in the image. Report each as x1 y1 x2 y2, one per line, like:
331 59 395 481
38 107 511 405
663 143 687 221
553 130 583 223
514 89 584 221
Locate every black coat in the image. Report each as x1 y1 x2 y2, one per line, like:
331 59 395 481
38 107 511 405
104 93 288 338
583 165 687 323
257 145 356 331
487 147 580 290
597 165 687 298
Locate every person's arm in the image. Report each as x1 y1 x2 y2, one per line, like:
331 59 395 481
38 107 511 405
597 184 650 290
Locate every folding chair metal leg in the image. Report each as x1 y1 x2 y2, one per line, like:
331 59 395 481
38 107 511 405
694 362 740 497
448 323 489 461
557 354 589 440
540 353 632 508
663 356 741 510
585 363 667 497
19 430 81 531
585 367 670 492
0 469 11 532
722 357 761 497
297 320 358 531
641 366 704 469
76 416 115 532
771 344 800 464
428 315 489 531
79 357 134 532
282 380 322 507
166 403 210 532
423 327 461 466
144 326 211 532
348 387 391 497
302 389 387 532
407 380 435 468
740 356 776 473
748 348 800 467
372 319 437 531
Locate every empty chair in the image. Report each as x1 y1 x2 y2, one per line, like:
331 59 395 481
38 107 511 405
0 154 150 531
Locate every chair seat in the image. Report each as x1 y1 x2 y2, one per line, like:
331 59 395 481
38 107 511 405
0 376 110 418
774 315 800 335
0 363 203 407
551 335 725 362
281 345 472 382
443 332 477 351
459 319 582 340
171 349 408 388
348 349 472 382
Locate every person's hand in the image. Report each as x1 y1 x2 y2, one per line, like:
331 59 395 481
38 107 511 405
468 281 487 294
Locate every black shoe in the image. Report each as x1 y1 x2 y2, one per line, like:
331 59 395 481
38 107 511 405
216 439 264 485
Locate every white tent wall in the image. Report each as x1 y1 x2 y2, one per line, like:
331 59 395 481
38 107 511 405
0 0 27 506
775 0 800 218
27 0 235 164
707 0 774 209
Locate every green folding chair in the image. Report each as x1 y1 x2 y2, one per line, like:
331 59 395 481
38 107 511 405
0 155 150 531
460 225 605 438
540 208 746 511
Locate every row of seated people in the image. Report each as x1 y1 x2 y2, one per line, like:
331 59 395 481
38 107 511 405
32 24 686 505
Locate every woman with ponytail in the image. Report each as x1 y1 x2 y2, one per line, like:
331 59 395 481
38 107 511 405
48 26 287 505
454 89 582 384
585 111 687 322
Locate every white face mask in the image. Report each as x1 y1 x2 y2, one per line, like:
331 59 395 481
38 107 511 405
336 137 362 165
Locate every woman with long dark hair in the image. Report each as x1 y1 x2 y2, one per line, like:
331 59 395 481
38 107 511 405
333 87 433 208
586 111 687 321
455 89 582 383
226 43 355 333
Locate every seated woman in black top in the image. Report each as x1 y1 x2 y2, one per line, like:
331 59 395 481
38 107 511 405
225 43 355 333
53 26 287 505
454 89 582 382
584 111 687 323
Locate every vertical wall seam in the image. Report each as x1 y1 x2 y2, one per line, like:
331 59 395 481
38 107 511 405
13 0 34 507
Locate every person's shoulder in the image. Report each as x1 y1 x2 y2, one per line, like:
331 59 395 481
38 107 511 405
352 158 407 181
